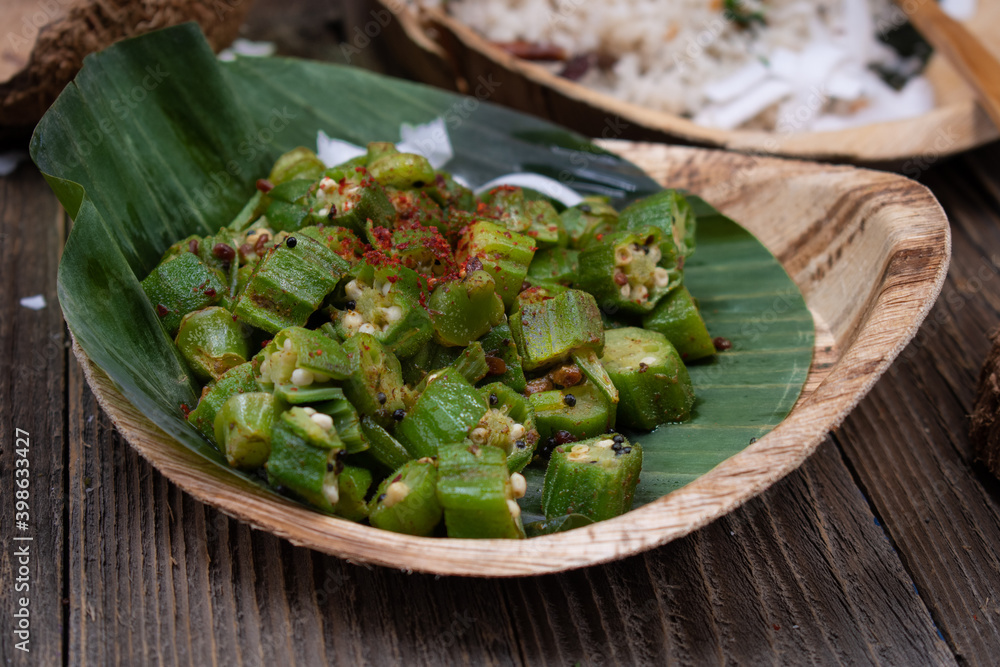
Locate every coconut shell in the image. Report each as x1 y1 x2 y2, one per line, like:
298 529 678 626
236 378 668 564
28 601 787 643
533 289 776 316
969 327 1000 478
0 0 252 128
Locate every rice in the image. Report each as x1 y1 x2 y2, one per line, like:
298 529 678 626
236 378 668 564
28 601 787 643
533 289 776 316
414 0 974 133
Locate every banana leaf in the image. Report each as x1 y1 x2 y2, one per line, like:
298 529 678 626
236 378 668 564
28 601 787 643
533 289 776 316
32 24 813 514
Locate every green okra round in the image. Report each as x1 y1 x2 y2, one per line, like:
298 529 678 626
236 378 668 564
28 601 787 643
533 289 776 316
575 226 681 316
175 306 250 382
266 406 345 513
368 151 436 190
187 362 261 443
341 333 407 430
600 327 694 429
436 441 526 539
213 392 275 470
477 322 527 392
456 220 537 309
542 435 642 522
641 286 716 362
619 189 697 259
428 270 506 347
509 288 604 371
475 382 540 473
395 371 488 459
368 459 442 536
334 465 374 522
141 251 227 336
529 380 614 443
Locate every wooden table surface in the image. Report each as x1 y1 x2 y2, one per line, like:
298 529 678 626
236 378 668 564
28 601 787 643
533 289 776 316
4 7 1000 665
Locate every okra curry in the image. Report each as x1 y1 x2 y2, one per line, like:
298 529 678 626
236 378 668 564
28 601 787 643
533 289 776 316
142 143 718 539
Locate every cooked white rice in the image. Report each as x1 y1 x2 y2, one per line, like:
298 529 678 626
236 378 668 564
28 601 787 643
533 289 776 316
414 0 976 132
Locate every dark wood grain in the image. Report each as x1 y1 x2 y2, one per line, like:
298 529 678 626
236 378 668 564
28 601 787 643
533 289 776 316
62 347 952 665
0 165 67 665
833 151 1000 665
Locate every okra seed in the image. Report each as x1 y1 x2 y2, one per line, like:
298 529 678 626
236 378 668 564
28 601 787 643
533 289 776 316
615 246 633 266
509 423 526 441
310 412 334 431
384 305 403 323
613 434 625 444
653 267 670 287
393 409 406 421
619 283 631 298
597 439 615 449
383 481 410 508
376 392 387 405
515 440 527 449
359 323 377 335
344 311 364 329
650 246 662 263
286 236 297 248
345 280 365 300
322 481 340 506
571 444 590 453
489 393 499 406
506 499 522 518
510 473 527 498
302 407 317 416
381 281 392 296
563 394 577 407
639 356 658 366
283 339 293 351
326 462 334 472
624 447 632 454
319 177 336 192
612 442 623 452
634 284 649 302
469 427 489 445
317 208 330 217
346 300 357 311
291 369 315 386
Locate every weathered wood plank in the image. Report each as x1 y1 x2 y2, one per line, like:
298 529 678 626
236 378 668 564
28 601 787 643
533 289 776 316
833 146 1000 665
0 166 66 666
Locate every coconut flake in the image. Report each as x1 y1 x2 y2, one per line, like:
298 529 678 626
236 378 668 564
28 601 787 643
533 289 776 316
474 173 583 207
317 131 368 168
20 295 46 310
703 61 769 104
218 39 276 62
396 117 454 169
694 79 794 131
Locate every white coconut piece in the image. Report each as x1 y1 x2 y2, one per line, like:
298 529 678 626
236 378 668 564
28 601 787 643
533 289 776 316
317 131 367 167
397 117 454 169
474 173 583 207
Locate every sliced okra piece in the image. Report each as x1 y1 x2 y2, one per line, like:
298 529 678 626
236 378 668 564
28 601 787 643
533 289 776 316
334 465 373 522
367 148 436 190
619 189 697 259
233 234 348 334
403 340 489 388
341 333 407 429
422 171 476 212
314 396 368 454
428 269 506 347
379 221 455 278
475 382 540 473
600 327 694 428
386 188 445 231
142 251 227 335
359 416 412 472
560 196 620 250
368 459 442 536
257 326 351 388
482 186 531 233
542 435 643 522
641 286 716 362
332 263 433 360
523 199 567 249
297 225 366 265
272 382 346 406
456 220 537 309
526 247 579 288
576 226 681 315
175 307 250 382
509 288 604 371
267 147 327 185
571 348 619 425
263 178 314 232
266 406 345 513
213 392 275 470
187 362 260 443
436 441 526 539
529 380 614 443
313 166 396 240
395 371 489 459
477 322 527 393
